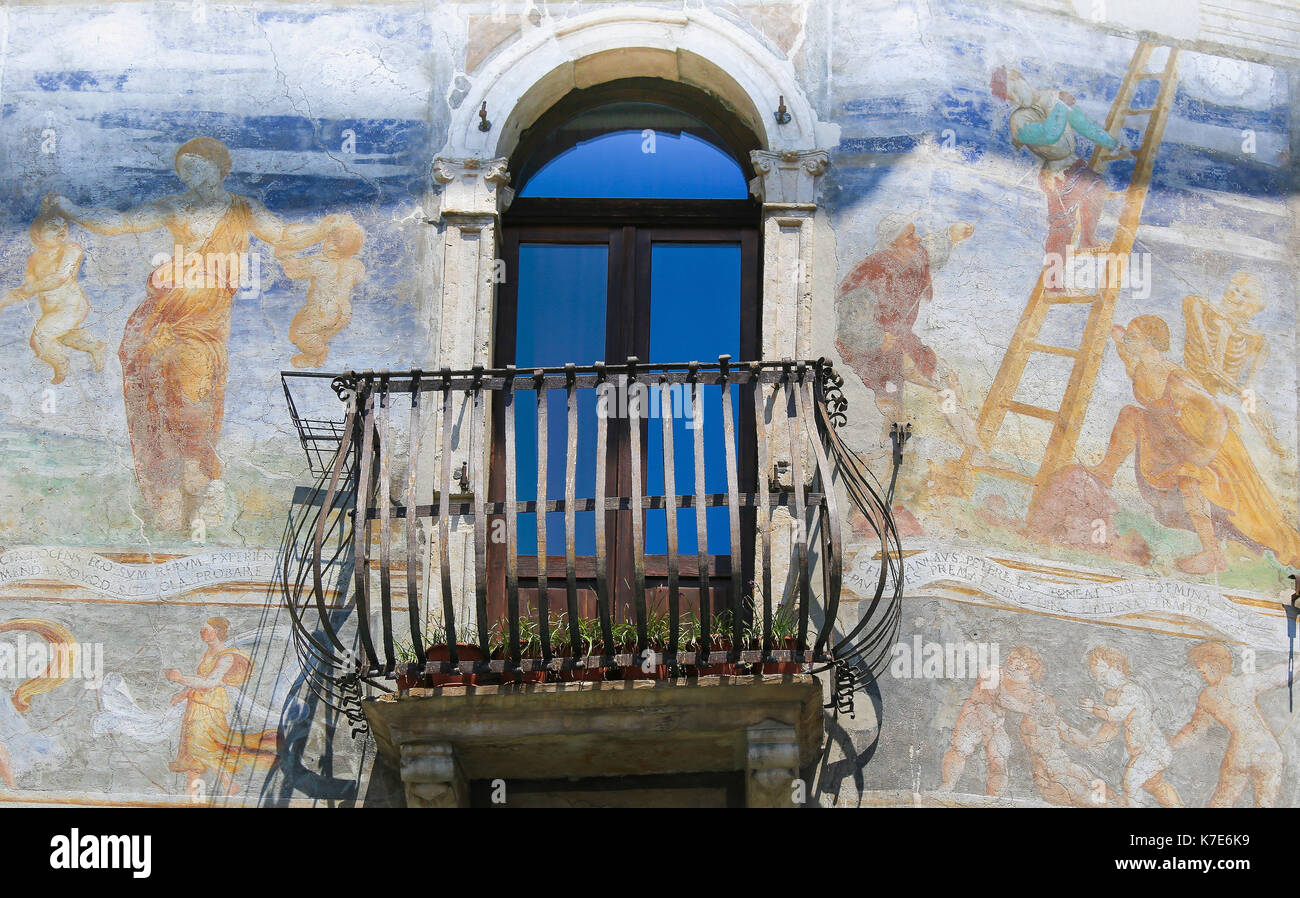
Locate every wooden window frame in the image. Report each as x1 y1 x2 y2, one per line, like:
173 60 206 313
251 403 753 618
488 207 760 624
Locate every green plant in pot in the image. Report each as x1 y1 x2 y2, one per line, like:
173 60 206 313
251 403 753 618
646 608 673 679
758 602 803 675
548 613 588 681
548 613 571 666
425 622 485 687
615 607 673 680
607 619 637 679
490 616 546 684
692 609 739 676
562 615 606 681
394 638 424 691
673 611 700 677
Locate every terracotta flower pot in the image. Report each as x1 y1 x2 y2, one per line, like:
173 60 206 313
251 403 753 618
696 649 738 675
565 666 606 682
758 637 803 675
690 639 738 677
619 644 670 680
553 644 604 682
396 668 424 691
425 643 486 686
491 646 547 684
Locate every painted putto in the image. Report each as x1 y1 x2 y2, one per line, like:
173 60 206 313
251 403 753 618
39 137 369 532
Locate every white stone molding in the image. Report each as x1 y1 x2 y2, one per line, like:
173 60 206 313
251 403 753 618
399 741 469 809
433 156 513 217
423 6 840 634
438 7 838 162
749 149 830 207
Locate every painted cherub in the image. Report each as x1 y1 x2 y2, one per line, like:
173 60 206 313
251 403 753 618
1000 645 1120 807
1 212 106 383
1077 646 1181 807
940 664 1018 797
275 213 365 368
1172 641 1289 807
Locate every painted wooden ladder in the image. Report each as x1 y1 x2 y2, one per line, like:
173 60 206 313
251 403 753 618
969 41 1180 502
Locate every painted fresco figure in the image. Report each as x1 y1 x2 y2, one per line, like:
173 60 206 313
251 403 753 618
1018 694 1114 807
1172 641 1289 808
990 67 1120 288
940 664 1024 796
1000 646 1119 807
1182 273 1286 457
1085 315 1300 573
0 212 106 383
164 617 280 798
0 619 76 789
835 213 993 464
277 213 366 368
1078 646 1181 807
44 138 288 532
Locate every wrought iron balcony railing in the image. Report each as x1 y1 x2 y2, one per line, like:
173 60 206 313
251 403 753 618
280 357 904 732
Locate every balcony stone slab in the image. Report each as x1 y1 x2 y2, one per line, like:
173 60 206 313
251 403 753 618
364 675 823 807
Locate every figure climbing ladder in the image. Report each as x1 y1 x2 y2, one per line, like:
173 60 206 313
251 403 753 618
971 41 1180 504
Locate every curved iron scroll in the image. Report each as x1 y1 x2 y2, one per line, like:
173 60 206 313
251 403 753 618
281 359 906 718
812 359 905 682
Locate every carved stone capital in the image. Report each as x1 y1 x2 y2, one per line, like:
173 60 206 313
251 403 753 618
399 741 468 808
745 718 801 807
433 156 513 216
748 149 830 205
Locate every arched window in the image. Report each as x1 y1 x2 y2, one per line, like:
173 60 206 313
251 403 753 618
491 79 760 624
516 100 748 199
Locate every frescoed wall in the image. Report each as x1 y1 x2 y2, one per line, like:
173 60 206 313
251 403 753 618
817 1 1299 807
0 1 440 804
0 2 439 546
825 13 1297 592
0 0 1296 806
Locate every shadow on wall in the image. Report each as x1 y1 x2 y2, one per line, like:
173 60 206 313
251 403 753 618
812 661 884 806
230 482 380 807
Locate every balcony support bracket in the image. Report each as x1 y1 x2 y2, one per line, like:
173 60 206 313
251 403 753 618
367 677 822 807
746 718 802 808
399 740 469 809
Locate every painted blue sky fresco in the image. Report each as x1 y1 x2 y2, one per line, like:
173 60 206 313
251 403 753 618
0 0 1294 550
0 5 439 223
821 0 1296 515
823 2 1293 288
0 3 442 446
826 3 1289 201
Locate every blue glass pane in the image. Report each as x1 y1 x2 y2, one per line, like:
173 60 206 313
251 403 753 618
644 244 741 557
520 130 747 199
513 244 608 556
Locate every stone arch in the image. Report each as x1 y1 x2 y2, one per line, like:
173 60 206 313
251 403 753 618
426 8 839 635
439 7 836 162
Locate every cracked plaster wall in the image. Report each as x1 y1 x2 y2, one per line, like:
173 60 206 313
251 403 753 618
0 0 1296 807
